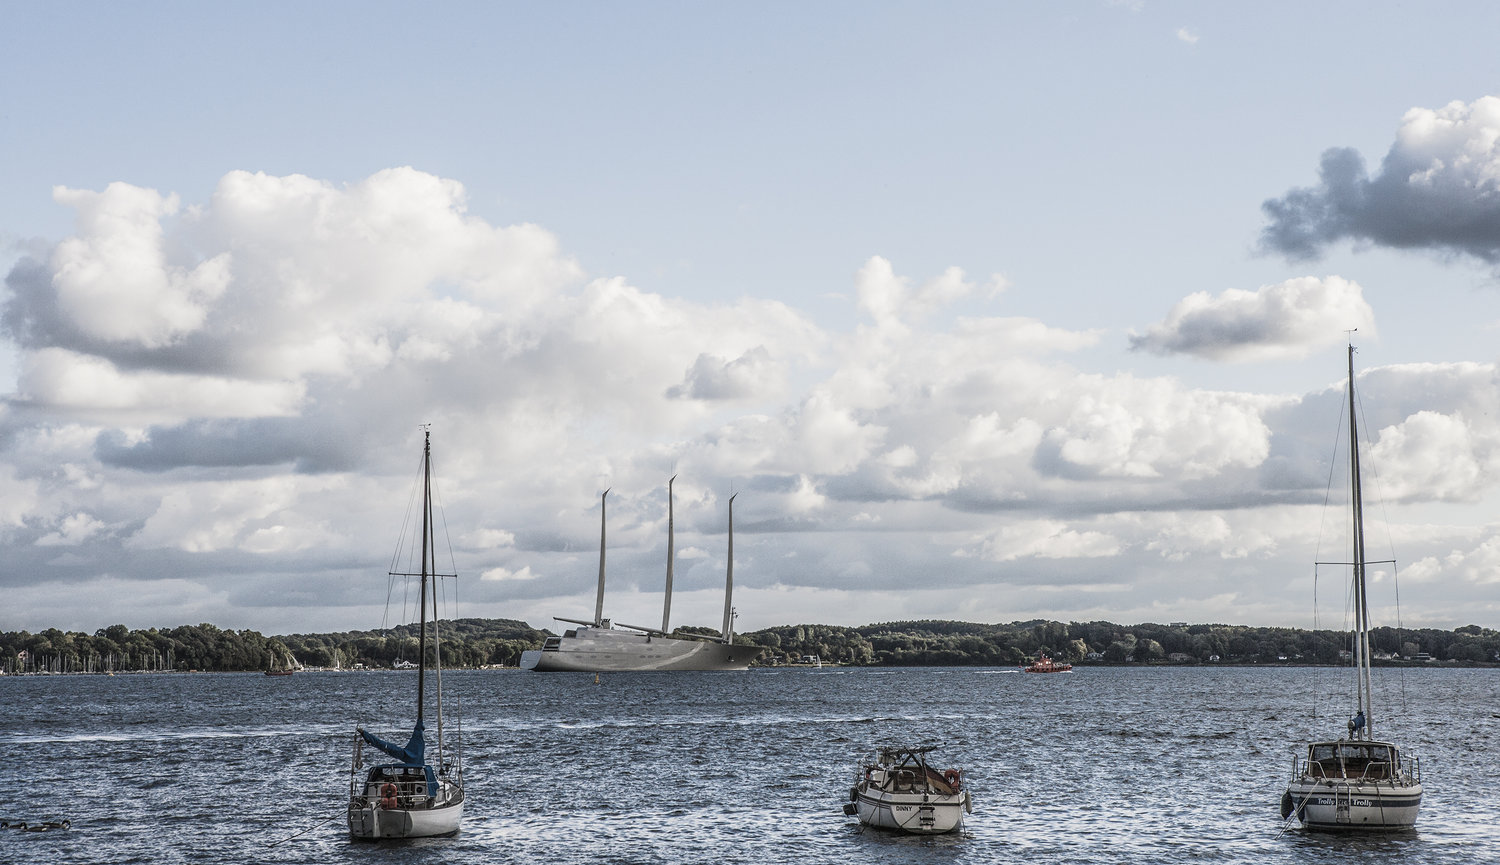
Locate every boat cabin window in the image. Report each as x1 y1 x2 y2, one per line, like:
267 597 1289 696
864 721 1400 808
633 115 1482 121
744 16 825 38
1310 743 1391 762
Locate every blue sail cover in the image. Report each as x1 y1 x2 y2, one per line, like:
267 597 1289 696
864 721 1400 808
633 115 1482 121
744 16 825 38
359 721 441 799
360 720 426 765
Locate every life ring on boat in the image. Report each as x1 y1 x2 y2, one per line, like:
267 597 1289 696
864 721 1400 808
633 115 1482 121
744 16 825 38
943 769 960 787
379 782 399 809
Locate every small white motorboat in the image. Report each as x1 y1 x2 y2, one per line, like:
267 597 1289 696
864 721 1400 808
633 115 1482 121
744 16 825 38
845 745 971 834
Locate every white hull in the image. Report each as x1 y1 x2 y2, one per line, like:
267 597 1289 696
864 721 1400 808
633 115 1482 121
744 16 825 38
1283 779 1421 831
348 780 465 840
848 751 971 835
521 626 751 672
854 787 968 834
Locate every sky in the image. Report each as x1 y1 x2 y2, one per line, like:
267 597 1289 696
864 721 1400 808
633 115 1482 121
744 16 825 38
4 2 1500 638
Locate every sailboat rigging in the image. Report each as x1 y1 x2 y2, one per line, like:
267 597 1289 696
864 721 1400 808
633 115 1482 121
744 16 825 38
347 428 465 840
1280 344 1422 831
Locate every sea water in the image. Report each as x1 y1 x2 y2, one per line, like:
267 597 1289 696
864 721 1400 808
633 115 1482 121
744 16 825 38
1 665 1496 864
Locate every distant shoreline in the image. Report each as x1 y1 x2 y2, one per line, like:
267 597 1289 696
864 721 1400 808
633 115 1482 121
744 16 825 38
3 657 1497 676
5 617 1497 674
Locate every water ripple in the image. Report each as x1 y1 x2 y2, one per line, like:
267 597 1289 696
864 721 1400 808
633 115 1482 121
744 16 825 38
0 667 1495 864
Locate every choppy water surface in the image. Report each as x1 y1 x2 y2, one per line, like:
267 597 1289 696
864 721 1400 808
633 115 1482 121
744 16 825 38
1 666 1496 864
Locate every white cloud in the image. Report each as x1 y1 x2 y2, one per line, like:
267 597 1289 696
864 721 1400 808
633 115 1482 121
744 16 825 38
1369 410 1497 503
50 182 229 348
855 257 979 331
964 519 1121 562
1403 534 1500 586
0 465 41 529
34 511 108 546
128 476 339 553
482 565 539 582
1043 374 1274 479
1130 276 1375 361
667 347 779 401
239 521 337 554
1176 27 1199 45
466 528 517 549
16 348 305 420
8 169 1500 635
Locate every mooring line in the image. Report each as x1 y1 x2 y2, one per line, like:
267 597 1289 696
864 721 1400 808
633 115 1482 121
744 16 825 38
267 813 342 848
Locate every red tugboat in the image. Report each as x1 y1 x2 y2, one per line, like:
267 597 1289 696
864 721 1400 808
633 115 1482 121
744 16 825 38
1023 652 1072 673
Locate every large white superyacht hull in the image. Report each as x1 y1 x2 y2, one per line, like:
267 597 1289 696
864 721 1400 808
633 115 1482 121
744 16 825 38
520 627 751 672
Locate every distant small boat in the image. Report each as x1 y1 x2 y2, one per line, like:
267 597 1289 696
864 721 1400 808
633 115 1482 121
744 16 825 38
347 428 465 840
1023 652 1072 673
845 746 971 834
265 647 299 676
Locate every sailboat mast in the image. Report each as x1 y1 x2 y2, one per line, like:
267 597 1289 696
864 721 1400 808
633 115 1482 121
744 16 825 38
417 428 431 725
1347 345 1374 736
594 489 609 627
430 439 446 757
662 476 675 634
721 493 737 644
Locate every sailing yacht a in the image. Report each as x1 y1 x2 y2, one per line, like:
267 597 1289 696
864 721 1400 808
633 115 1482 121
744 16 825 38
521 481 752 672
1280 345 1422 831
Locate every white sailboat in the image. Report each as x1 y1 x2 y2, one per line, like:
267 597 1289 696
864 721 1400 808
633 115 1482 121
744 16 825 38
1280 344 1422 831
347 428 466 840
521 483 752 672
845 746 972 834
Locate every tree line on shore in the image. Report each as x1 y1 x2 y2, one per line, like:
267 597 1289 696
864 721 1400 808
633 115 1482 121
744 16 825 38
0 618 549 674
739 619 1500 667
3 618 1497 673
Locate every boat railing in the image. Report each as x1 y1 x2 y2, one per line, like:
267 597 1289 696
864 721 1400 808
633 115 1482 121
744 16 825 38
350 776 436 808
1293 755 1419 784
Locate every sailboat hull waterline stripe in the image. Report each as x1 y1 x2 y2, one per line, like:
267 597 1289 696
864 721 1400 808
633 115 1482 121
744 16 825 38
1283 781 1422 830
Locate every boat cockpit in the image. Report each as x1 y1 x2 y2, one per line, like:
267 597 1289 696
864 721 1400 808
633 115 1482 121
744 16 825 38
1302 741 1402 781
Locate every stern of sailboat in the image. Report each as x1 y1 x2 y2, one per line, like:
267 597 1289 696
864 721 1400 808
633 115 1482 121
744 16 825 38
1284 739 1421 831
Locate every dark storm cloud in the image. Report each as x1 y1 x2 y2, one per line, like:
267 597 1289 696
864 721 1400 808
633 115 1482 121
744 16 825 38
1128 315 1274 357
95 417 363 473
1261 118 1500 264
